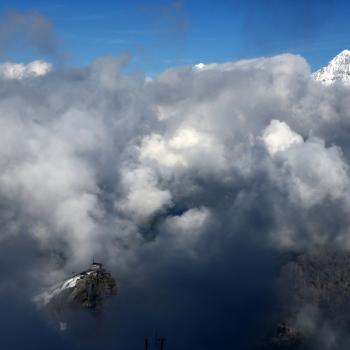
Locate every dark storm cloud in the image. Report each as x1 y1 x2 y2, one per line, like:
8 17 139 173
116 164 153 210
1 51 350 349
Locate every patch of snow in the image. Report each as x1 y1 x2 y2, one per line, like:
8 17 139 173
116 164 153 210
61 275 81 289
34 269 96 306
194 63 206 70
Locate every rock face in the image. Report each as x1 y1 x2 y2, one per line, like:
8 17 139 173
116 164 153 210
312 49 350 85
270 249 350 348
37 262 116 317
270 323 303 349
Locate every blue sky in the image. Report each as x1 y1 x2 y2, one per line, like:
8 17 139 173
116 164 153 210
1 0 350 74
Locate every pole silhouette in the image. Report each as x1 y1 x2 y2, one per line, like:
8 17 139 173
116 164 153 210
156 336 166 350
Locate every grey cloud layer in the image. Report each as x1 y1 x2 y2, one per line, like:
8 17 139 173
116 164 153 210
1 52 350 349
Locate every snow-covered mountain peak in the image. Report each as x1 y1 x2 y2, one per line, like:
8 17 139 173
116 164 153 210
35 262 116 309
312 50 350 85
328 49 350 66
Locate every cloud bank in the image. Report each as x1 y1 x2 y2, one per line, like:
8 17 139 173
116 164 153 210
1 51 350 349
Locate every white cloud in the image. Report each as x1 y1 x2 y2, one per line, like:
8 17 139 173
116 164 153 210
282 139 349 207
161 207 211 249
140 127 226 172
117 166 172 222
140 133 186 167
166 207 210 233
0 60 51 79
261 119 303 155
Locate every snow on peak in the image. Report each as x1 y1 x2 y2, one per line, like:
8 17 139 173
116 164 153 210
312 50 350 85
194 63 207 70
0 60 51 80
35 270 97 306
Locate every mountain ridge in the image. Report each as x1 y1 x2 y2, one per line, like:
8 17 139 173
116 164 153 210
312 49 350 85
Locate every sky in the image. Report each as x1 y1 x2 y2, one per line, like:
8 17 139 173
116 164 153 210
0 0 350 73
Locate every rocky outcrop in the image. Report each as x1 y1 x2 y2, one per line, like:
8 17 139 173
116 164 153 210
270 248 350 348
37 263 116 319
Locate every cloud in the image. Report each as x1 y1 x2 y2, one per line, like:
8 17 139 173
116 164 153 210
281 139 349 207
139 127 226 172
0 60 51 80
2 51 350 348
161 206 211 251
117 166 172 222
261 119 303 155
261 121 349 207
